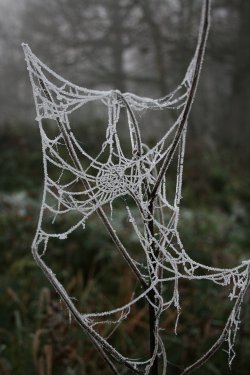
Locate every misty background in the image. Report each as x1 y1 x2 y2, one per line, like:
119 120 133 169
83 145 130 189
0 0 249 153
0 1 249 374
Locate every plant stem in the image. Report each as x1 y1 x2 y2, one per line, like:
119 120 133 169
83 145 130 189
150 0 211 204
181 269 250 374
148 200 159 375
37 79 146 374
147 3 211 374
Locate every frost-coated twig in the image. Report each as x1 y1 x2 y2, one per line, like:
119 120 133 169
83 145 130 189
38 78 147 290
181 265 250 375
32 242 142 374
150 0 211 203
35 79 147 373
148 2 211 373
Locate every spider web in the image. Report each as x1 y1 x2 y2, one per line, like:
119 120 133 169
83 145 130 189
22 3 250 374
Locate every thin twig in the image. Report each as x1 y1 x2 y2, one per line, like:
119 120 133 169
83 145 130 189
117 92 143 157
32 246 142 374
146 2 211 374
37 79 147 374
39 78 147 290
150 0 211 203
181 268 250 375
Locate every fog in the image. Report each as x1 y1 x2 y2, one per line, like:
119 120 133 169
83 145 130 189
0 0 249 155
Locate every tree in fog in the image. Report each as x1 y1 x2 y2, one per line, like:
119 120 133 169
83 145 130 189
0 0 249 156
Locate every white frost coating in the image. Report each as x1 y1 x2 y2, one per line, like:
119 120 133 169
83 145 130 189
22 2 249 373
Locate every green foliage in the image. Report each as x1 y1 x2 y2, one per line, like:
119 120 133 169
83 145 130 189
0 129 249 374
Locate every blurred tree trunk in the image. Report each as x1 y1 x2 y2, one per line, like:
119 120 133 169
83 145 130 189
139 0 168 96
110 0 126 92
229 0 250 155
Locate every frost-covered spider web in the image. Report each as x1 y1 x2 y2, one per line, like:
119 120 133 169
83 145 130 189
22 1 249 374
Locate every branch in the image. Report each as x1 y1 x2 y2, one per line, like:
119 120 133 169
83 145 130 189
150 0 211 203
32 243 142 374
38 78 147 290
34 79 148 373
117 92 143 157
181 268 250 374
